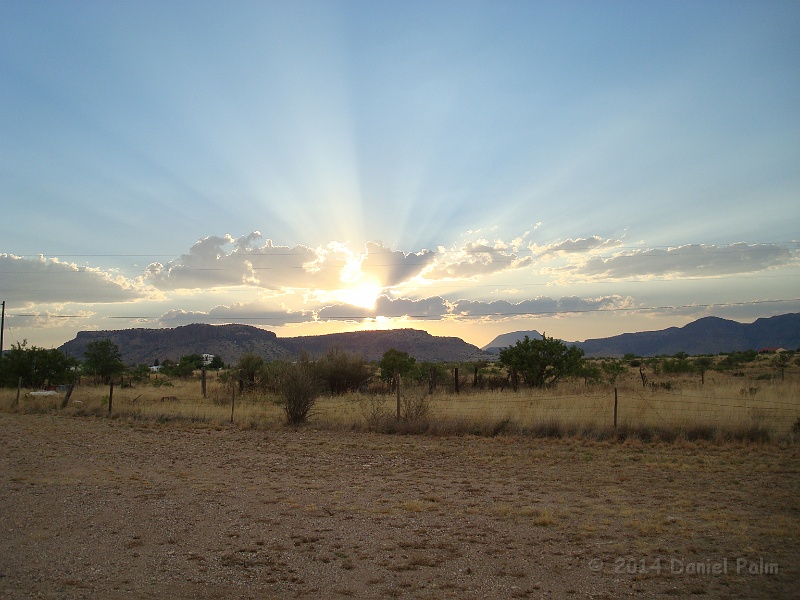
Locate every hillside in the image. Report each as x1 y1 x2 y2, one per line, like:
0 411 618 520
59 324 291 366
482 330 543 353
482 313 800 357
282 328 489 362
59 324 490 366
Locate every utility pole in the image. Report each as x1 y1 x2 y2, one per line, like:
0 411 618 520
1 300 5 358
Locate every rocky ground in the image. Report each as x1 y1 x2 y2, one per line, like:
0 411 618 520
0 413 797 598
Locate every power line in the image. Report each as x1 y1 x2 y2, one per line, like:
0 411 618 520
3 241 798 260
8 297 800 322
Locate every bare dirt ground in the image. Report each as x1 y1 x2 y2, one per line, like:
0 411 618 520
0 413 797 599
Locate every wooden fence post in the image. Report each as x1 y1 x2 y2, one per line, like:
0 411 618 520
429 366 436 395
14 376 21 409
454 367 459 394
613 387 618 430
108 381 114 416
202 368 207 399
395 369 401 421
230 383 235 424
60 374 79 409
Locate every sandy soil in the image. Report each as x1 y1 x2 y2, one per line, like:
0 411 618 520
0 413 797 599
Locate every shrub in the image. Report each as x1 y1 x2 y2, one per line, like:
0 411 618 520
400 392 430 422
274 361 322 425
315 347 372 395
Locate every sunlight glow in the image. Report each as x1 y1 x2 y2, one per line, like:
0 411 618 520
333 281 383 310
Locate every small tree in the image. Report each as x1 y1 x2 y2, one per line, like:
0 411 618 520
234 351 265 392
498 334 584 388
315 347 372 395
694 356 715 384
577 362 603 386
601 359 627 385
379 348 416 385
0 341 77 388
771 353 790 381
83 338 125 384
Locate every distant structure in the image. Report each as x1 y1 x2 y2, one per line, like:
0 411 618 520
202 354 215 366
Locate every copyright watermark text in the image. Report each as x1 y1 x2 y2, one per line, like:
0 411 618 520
588 557 779 576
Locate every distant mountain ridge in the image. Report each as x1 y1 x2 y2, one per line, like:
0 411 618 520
482 313 800 357
59 324 490 366
59 313 800 366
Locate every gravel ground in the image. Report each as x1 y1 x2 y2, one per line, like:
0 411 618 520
0 413 798 599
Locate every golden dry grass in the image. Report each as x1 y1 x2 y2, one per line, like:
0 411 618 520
1 363 798 441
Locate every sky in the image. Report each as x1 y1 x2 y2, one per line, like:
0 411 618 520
1 0 799 352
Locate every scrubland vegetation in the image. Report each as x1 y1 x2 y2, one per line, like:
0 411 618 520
2 342 798 443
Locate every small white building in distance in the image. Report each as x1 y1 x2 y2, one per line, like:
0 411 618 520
202 354 215 366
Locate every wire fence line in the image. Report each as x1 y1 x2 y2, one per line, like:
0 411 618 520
310 383 800 432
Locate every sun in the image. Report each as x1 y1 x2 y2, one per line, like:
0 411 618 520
335 281 383 310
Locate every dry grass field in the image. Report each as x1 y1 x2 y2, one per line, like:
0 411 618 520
1 363 798 598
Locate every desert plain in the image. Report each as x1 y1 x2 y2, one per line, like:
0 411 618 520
0 413 797 599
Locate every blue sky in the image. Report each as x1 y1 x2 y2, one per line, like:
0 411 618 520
1 0 798 351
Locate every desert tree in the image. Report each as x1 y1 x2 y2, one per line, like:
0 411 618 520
601 359 627 385
497 333 584 388
83 338 125 384
234 351 265 392
771 352 790 381
694 356 715 384
379 348 416 387
0 341 77 388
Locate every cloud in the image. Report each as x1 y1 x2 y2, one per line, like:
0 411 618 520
315 294 631 323
530 236 623 258
5 308 97 333
159 301 313 327
317 295 449 321
450 295 632 319
143 234 437 292
421 240 534 281
359 242 436 287
0 254 146 304
144 233 327 290
557 243 797 280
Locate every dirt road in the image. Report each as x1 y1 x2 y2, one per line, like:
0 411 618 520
0 414 797 598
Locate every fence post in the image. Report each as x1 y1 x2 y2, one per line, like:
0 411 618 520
61 374 78 409
429 366 435 395
454 367 459 394
613 387 618 430
108 381 114 416
395 369 401 421
202 368 207 399
230 383 235 424
15 376 21 408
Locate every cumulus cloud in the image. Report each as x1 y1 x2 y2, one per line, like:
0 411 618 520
450 295 632 319
144 233 328 290
159 301 312 327
0 254 146 304
317 295 449 321
5 308 97 332
315 294 631 323
421 240 534 281
143 234 437 292
359 242 436 287
558 243 797 280
530 236 623 258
